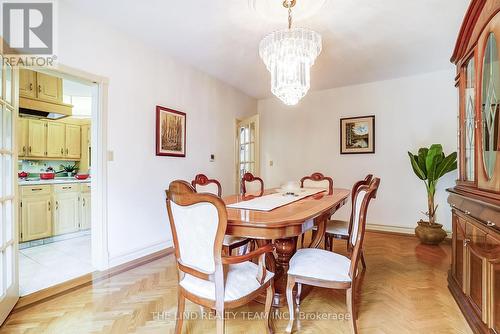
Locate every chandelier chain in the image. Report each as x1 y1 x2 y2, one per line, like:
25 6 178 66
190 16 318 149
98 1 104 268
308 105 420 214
287 1 292 29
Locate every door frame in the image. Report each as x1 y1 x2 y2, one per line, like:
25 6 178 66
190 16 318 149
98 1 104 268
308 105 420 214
28 64 110 270
235 114 260 194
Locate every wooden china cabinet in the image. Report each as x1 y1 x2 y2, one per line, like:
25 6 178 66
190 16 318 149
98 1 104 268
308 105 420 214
449 1 500 333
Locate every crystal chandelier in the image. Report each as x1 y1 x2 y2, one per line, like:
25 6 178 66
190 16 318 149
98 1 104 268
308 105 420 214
259 0 322 105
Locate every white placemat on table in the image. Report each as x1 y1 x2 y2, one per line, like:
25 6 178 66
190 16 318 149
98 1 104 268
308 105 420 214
226 188 325 212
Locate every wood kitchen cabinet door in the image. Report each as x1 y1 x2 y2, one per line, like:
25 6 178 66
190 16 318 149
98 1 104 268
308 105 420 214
65 124 81 158
19 68 36 99
28 119 46 157
21 195 52 242
17 118 28 157
36 72 62 103
53 192 79 235
80 192 91 230
46 122 65 158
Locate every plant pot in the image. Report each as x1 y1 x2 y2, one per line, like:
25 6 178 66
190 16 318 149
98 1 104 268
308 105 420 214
415 220 447 245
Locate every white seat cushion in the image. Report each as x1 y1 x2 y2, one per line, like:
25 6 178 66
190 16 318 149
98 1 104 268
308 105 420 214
180 261 274 302
312 220 348 236
223 235 248 247
288 248 351 282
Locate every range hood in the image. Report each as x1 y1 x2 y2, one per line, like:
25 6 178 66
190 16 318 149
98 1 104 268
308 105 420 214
19 96 73 120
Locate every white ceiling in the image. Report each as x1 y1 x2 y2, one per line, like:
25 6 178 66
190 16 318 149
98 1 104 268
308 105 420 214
64 0 470 99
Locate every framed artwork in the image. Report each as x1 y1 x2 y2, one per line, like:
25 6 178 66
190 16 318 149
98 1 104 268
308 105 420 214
340 115 375 154
156 106 186 157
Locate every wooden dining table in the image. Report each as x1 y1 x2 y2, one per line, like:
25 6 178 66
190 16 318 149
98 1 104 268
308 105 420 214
223 188 350 307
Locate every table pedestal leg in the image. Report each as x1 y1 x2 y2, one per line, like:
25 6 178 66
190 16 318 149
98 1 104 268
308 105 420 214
273 237 297 307
255 237 310 307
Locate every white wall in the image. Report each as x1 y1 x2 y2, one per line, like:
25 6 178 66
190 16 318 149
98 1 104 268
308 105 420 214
57 2 256 265
258 69 458 232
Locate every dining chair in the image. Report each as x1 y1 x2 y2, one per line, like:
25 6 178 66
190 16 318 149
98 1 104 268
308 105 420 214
191 173 251 255
299 172 334 248
285 178 380 334
323 174 373 269
166 180 275 334
241 172 264 197
300 172 334 195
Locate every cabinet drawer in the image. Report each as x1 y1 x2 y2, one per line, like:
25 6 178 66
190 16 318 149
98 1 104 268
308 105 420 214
21 185 51 197
53 184 79 193
80 183 91 193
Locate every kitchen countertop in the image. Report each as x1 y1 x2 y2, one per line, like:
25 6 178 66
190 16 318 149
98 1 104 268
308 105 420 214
18 177 91 186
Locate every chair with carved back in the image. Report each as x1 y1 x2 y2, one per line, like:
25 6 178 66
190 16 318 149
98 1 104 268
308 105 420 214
166 180 275 334
323 174 373 269
299 172 334 247
285 178 380 334
192 174 250 255
300 172 334 195
241 172 264 197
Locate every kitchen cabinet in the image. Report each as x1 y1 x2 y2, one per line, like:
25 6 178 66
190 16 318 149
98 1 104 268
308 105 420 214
46 122 65 158
80 185 91 230
65 124 81 158
19 68 36 99
80 124 91 173
27 119 47 157
17 118 28 157
20 186 52 242
19 69 63 103
52 185 80 235
19 183 91 242
18 118 82 160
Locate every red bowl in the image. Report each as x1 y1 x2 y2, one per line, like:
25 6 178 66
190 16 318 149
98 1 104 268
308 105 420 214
75 174 89 180
40 173 55 180
18 171 28 178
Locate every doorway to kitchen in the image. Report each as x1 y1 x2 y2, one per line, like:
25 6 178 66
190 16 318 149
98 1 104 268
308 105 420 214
17 67 105 296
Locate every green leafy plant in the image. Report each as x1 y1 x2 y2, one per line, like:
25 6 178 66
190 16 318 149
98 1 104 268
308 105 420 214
60 163 78 174
408 144 457 226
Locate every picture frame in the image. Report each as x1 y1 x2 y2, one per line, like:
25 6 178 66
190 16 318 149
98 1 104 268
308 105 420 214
156 105 186 157
340 115 375 154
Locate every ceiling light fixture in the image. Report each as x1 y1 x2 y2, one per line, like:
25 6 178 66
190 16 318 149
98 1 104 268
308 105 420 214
259 0 322 105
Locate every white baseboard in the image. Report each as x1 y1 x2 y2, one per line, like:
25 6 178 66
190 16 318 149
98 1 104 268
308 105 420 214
367 223 452 238
108 239 173 268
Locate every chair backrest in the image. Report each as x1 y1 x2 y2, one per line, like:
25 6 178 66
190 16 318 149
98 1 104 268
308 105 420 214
348 177 380 279
166 180 227 278
300 172 334 195
241 172 264 197
191 174 222 197
347 174 373 236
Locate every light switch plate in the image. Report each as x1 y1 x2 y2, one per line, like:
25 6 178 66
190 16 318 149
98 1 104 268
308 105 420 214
107 150 114 161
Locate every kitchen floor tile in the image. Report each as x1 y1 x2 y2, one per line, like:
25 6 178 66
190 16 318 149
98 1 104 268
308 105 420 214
19 235 94 296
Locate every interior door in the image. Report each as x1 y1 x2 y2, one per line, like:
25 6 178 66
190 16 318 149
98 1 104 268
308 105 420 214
236 115 260 193
0 60 19 324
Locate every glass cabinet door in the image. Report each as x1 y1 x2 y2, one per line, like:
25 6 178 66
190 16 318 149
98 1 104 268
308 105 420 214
481 32 500 180
464 57 476 181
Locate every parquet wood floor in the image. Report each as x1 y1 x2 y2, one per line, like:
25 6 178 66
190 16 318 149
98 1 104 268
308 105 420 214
0 232 472 333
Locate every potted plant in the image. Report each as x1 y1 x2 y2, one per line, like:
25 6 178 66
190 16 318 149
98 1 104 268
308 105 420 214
60 163 78 177
408 144 457 245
